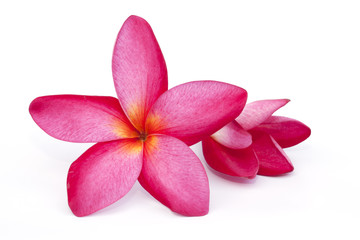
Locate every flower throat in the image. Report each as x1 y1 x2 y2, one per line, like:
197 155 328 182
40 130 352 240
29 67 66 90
139 132 147 141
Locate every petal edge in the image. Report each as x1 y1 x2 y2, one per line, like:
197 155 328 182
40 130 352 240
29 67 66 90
236 99 289 130
250 131 294 176
29 95 138 143
67 139 143 217
138 135 209 216
211 121 252 149
112 15 168 131
202 137 259 178
254 116 311 148
146 81 248 145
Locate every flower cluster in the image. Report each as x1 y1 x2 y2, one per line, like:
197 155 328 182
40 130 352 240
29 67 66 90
29 15 310 217
203 99 311 178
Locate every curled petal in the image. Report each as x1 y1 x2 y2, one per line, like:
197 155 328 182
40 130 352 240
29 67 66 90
211 121 252 149
254 116 311 148
250 131 294 176
29 95 138 143
202 137 258 178
112 15 168 131
67 139 143 217
138 135 209 216
236 99 289 130
145 81 247 145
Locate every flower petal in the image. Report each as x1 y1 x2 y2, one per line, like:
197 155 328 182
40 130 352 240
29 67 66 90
112 15 168 131
138 135 209 216
145 81 247 146
211 120 252 149
67 139 143 217
250 131 294 176
29 95 138 143
202 137 258 178
235 99 290 130
253 116 311 148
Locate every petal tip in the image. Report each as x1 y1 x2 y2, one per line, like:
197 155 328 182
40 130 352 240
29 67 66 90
247 174 257 179
68 201 87 217
29 96 43 116
127 15 146 22
29 96 47 129
278 98 290 107
173 201 209 217
257 165 294 176
192 206 209 217
305 125 312 138
255 116 312 148
159 195 209 217
123 15 151 29
236 98 291 130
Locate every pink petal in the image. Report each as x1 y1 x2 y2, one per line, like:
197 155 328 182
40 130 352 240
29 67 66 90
67 139 143 217
250 131 294 176
202 137 259 178
112 15 168 131
253 116 311 148
29 95 138 143
211 120 252 149
138 135 209 216
145 81 247 146
235 99 290 130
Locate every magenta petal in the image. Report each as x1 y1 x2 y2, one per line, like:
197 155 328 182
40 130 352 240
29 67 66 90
67 139 143 217
29 95 138 143
253 116 311 148
138 135 209 216
202 137 258 178
211 120 252 149
250 131 294 176
112 15 168 131
145 81 248 146
236 99 290 130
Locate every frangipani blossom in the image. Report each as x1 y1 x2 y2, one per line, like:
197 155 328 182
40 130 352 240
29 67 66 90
29 16 248 216
202 99 311 178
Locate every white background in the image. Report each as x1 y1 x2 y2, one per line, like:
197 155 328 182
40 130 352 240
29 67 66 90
1 0 359 239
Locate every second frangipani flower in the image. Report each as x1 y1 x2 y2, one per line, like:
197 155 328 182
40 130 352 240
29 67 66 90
202 99 311 178
29 16 248 216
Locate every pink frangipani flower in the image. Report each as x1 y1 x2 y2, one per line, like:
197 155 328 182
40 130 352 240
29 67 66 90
202 99 311 178
29 16 248 216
